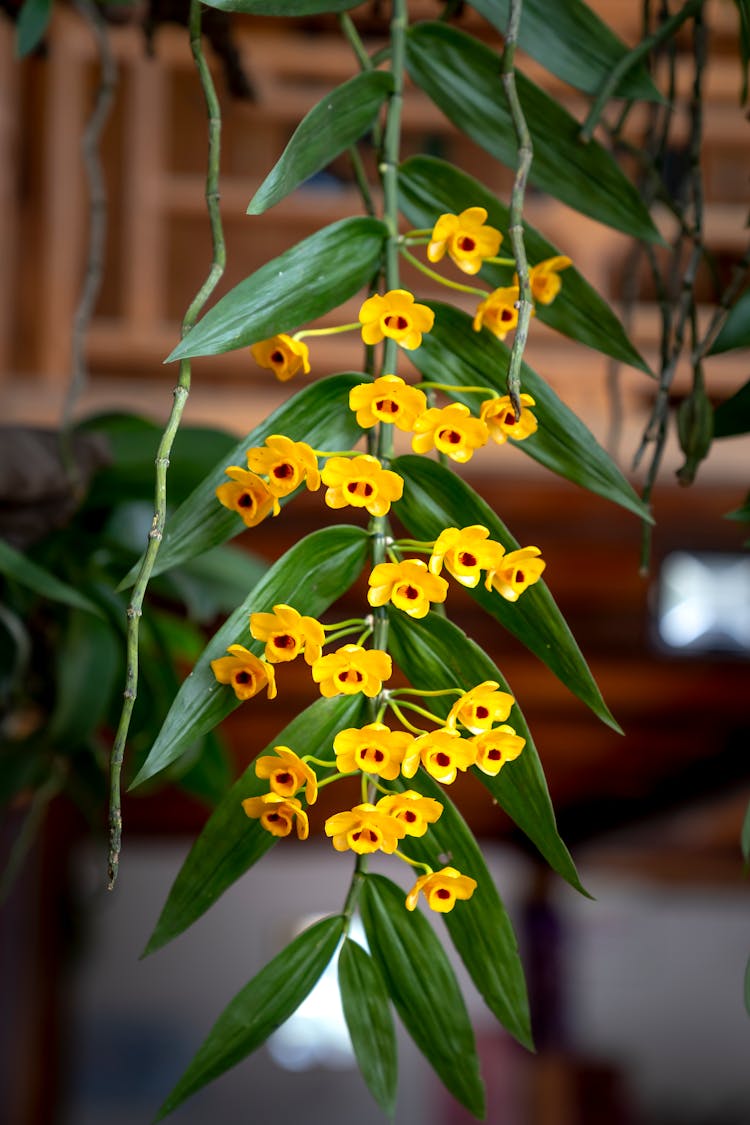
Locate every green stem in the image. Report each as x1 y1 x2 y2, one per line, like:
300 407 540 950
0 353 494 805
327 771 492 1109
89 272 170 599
394 849 433 874
485 256 516 266
392 699 447 725
339 11 372 71
580 0 703 142
294 322 361 340
400 246 488 297
342 855 368 928
501 0 534 418
107 0 226 889
388 700 427 735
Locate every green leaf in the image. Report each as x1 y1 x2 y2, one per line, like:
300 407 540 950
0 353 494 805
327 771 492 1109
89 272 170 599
249 72 393 215
0 539 103 617
393 770 532 1047
130 525 369 787
79 413 237 511
200 0 359 13
48 609 120 748
155 915 345 1121
469 0 661 100
360 874 485 1118
393 454 621 732
405 23 661 243
144 694 365 954
410 302 650 519
387 608 586 894
398 157 650 373
16 0 52 57
714 378 750 438
121 373 365 584
167 218 386 361
173 729 233 807
709 290 750 355
338 938 398 1116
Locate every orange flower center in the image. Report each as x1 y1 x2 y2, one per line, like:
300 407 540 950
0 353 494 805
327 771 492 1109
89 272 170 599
346 480 375 498
435 888 451 900
458 551 477 566
384 314 409 331
339 669 364 684
439 429 462 445
457 235 476 251
403 810 417 823
275 771 294 786
488 749 501 760
503 412 516 426
398 584 420 601
475 705 489 719
273 634 296 650
273 462 295 479
270 350 285 365
234 670 255 685
500 309 514 322
435 752 451 767
237 492 255 508
375 398 399 414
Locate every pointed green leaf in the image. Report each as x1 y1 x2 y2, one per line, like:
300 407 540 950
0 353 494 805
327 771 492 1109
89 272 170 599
201 0 359 13
249 71 393 215
387 608 585 894
130 524 369 787
410 303 650 520
360 874 485 1118
393 454 620 731
713 377 750 439
121 373 365 584
48 610 120 748
338 938 398 1116
0 539 103 617
144 694 365 954
709 290 750 355
16 0 52 57
405 23 661 243
155 915 345 1121
393 769 532 1047
469 0 661 100
399 157 649 373
167 218 386 361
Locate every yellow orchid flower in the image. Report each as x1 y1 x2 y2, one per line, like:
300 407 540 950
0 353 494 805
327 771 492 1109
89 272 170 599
241 793 308 839
428 525 504 588
358 289 435 351
321 454 403 517
210 644 277 701
401 727 476 785
250 333 310 381
246 435 321 514
480 394 538 445
473 285 533 341
411 402 489 463
325 803 406 855
405 866 477 913
254 745 318 804
485 545 546 602
333 722 413 781
215 467 275 527
375 790 443 837
311 644 392 699
469 726 525 776
349 374 427 431
367 558 448 619
526 256 572 305
446 680 515 734
250 603 325 666
427 207 502 275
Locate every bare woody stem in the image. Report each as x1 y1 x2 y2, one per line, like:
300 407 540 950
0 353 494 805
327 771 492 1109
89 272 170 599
60 0 117 483
580 0 703 143
107 0 226 889
500 0 533 419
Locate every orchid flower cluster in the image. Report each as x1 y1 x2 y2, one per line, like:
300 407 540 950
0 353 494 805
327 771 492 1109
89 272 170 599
209 237 554 912
132 1 662 1117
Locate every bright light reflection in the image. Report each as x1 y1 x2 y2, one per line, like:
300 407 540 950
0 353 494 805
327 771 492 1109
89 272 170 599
267 916 367 1071
658 551 750 652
